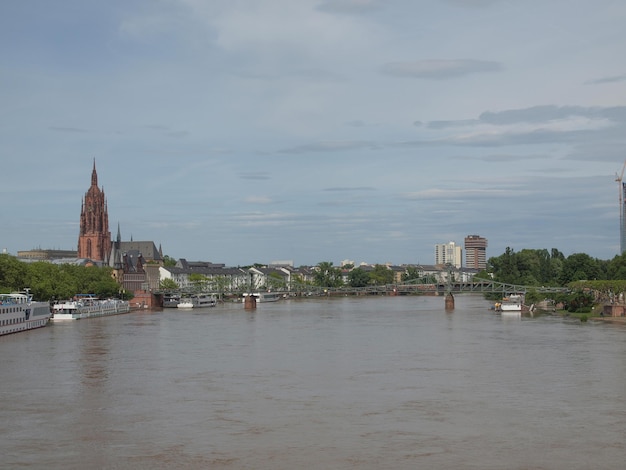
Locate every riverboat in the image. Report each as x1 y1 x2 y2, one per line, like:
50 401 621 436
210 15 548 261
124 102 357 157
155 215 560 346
163 293 181 308
0 290 52 336
242 292 284 303
194 294 217 308
177 294 217 308
494 294 523 313
51 294 130 320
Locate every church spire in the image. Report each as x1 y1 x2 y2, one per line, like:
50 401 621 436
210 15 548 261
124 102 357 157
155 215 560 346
91 158 98 187
78 160 111 263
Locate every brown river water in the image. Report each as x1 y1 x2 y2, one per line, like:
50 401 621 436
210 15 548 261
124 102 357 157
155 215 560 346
1 295 625 469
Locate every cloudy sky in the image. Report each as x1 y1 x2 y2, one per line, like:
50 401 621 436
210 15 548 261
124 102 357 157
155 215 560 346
2 0 626 267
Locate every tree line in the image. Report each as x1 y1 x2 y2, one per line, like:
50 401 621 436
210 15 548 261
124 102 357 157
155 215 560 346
0 254 124 301
482 247 626 313
4 248 626 304
483 247 626 286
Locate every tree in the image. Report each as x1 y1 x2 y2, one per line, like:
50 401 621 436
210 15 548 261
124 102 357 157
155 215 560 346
402 266 421 282
267 272 287 290
208 275 230 299
348 268 370 288
369 264 394 286
489 247 520 284
162 255 177 267
559 253 601 284
159 278 179 290
314 261 343 288
606 253 626 280
188 273 208 291
0 254 27 292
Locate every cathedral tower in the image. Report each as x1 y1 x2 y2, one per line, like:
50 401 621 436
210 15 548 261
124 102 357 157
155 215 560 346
77 160 112 262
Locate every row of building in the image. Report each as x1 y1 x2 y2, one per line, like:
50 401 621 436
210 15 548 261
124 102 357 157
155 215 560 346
434 236 488 270
12 161 489 302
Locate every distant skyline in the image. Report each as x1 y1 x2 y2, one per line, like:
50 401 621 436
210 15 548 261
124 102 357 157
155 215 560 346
1 0 625 266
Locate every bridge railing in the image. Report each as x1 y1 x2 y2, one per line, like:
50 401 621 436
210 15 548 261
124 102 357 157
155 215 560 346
155 279 569 297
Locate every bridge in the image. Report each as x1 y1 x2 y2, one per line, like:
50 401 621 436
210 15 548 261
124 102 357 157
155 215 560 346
156 279 568 303
292 279 569 297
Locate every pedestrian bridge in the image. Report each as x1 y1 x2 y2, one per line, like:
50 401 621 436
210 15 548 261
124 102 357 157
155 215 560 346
289 279 569 297
156 279 569 299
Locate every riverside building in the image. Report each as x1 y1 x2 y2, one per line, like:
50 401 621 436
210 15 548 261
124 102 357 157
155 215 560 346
434 242 463 269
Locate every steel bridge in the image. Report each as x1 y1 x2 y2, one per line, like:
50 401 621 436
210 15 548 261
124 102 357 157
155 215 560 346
291 279 569 297
155 279 569 298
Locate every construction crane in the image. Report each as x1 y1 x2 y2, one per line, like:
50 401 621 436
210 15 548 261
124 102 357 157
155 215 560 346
616 160 626 253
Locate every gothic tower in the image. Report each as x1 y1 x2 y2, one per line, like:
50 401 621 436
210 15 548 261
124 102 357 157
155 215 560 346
77 160 112 262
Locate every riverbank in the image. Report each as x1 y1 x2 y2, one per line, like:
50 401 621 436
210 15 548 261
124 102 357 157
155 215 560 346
550 303 626 323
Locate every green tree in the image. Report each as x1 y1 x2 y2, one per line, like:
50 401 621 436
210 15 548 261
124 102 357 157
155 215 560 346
559 253 601 284
162 255 177 267
489 247 520 284
606 253 626 279
314 261 343 288
369 264 394 286
159 278 179 290
348 268 370 288
267 272 286 290
24 261 64 300
207 275 230 299
402 266 421 282
0 254 28 292
564 289 595 313
188 273 208 291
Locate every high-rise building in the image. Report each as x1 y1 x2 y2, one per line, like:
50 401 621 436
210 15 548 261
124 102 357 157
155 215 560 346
77 161 112 262
464 235 488 270
434 241 462 268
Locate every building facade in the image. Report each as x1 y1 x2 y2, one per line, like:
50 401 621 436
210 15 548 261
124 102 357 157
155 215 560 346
77 161 112 262
17 249 78 260
464 235 488 270
434 242 463 268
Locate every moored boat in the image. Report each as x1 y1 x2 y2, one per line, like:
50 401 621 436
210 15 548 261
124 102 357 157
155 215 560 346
51 294 130 320
193 294 217 308
177 294 217 308
242 291 284 303
0 290 52 336
494 294 523 313
163 293 181 308
177 298 194 308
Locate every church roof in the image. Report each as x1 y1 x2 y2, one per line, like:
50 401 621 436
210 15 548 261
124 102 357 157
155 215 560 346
118 241 162 261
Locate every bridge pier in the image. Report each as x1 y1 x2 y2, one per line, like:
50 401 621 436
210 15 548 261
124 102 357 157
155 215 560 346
244 295 256 309
445 292 455 310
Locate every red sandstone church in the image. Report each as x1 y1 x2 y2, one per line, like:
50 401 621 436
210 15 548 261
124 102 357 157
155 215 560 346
77 161 163 297
78 161 112 262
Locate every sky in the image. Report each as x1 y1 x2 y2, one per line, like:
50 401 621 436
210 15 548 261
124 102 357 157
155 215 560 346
1 0 626 267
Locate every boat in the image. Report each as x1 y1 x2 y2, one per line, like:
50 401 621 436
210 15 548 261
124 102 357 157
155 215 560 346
51 294 131 320
242 291 284 303
177 294 217 309
494 294 523 313
177 298 194 309
0 290 52 336
163 293 181 308
193 294 217 308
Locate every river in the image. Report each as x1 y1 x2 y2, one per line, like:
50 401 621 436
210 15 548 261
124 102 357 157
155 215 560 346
1 295 625 469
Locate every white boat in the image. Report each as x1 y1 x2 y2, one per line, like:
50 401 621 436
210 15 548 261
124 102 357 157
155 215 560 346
495 294 523 313
242 292 284 303
177 298 194 309
177 294 217 309
51 294 130 320
0 290 52 336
